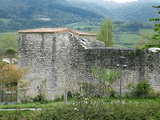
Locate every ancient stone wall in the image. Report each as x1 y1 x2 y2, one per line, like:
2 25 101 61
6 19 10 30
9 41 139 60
144 51 160 91
83 48 160 93
18 31 160 101
18 31 104 101
18 33 57 100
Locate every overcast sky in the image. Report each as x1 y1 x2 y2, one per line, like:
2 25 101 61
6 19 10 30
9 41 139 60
104 0 138 3
72 0 139 3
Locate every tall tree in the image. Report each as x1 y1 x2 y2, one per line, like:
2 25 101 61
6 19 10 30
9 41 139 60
150 6 160 47
97 17 114 47
0 60 29 102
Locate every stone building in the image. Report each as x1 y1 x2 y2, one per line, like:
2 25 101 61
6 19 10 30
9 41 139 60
18 28 160 101
18 28 104 100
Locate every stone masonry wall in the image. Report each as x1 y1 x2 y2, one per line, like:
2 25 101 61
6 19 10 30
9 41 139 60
18 33 57 100
145 51 160 92
53 32 105 96
84 48 144 93
18 31 104 101
18 31 160 101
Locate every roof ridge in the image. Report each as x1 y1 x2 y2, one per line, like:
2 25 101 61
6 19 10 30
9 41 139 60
18 28 96 36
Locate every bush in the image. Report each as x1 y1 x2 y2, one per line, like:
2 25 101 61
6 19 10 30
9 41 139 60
131 81 155 98
142 44 160 49
32 94 48 104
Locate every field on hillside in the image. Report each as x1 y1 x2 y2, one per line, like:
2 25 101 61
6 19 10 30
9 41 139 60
114 30 154 48
115 29 154 48
0 32 18 58
66 22 155 48
0 33 8 47
0 32 17 43
65 22 100 32
0 21 155 49
0 19 12 24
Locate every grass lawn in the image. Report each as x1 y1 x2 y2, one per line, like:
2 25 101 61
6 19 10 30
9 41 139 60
0 101 63 109
1 98 160 120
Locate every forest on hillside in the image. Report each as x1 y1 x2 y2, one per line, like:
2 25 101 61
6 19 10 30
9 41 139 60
0 0 159 32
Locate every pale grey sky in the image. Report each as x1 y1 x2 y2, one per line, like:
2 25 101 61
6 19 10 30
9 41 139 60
71 0 139 3
104 0 138 3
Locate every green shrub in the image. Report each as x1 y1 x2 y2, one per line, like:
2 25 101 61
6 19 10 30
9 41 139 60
31 80 48 103
131 81 155 98
1 110 35 120
142 44 160 49
32 94 48 104
53 96 63 102
3 102 160 120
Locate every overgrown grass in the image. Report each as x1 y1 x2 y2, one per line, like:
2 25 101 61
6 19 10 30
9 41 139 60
0 110 36 119
2 100 160 119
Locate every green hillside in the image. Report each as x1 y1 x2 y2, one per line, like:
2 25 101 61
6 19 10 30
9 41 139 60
0 0 159 32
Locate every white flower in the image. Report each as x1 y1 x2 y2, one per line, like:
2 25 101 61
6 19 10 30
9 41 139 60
73 103 75 105
85 101 89 104
85 98 88 101
74 107 79 111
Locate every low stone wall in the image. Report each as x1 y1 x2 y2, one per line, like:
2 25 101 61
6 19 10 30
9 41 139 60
84 47 160 93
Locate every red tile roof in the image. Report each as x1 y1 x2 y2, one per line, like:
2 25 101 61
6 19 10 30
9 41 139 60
3 64 18 70
18 28 96 36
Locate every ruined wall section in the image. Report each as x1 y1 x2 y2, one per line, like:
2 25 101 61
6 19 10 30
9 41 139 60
18 33 56 100
84 48 160 93
84 48 147 93
54 32 105 95
145 51 160 92
18 30 160 100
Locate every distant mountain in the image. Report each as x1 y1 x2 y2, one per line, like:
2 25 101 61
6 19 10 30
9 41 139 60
1 0 159 21
0 0 159 32
110 1 159 21
67 0 160 21
0 0 102 19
